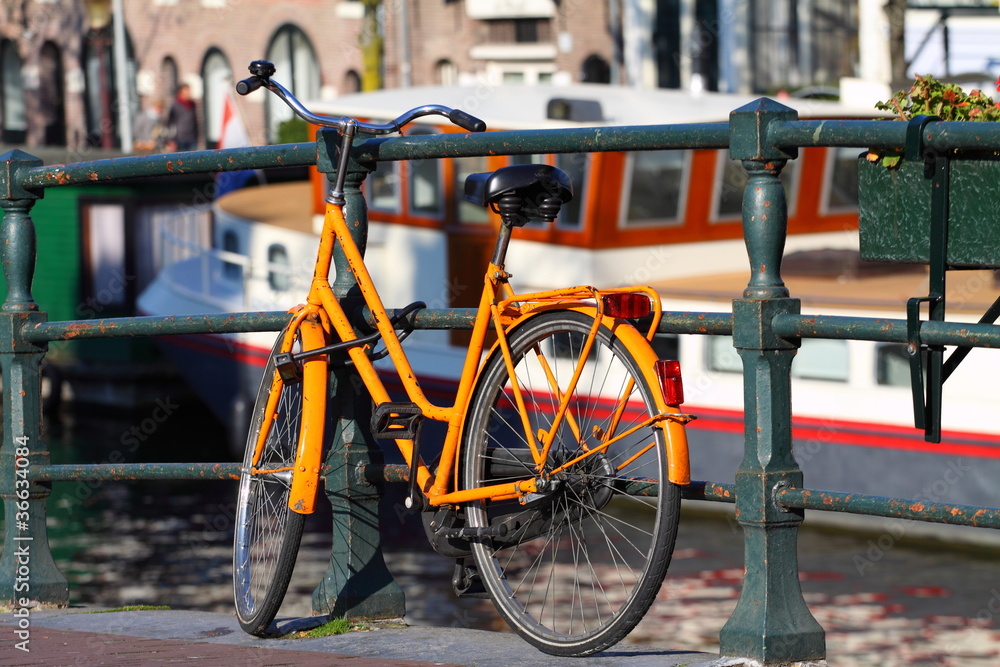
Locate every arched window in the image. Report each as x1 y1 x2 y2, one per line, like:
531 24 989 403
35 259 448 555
343 70 361 94
581 54 610 84
264 25 319 143
1 40 26 144
161 56 179 96
39 42 66 146
435 59 457 86
201 49 232 149
82 20 137 148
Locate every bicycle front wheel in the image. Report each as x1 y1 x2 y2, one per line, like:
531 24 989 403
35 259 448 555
233 329 306 636
461 310 681 656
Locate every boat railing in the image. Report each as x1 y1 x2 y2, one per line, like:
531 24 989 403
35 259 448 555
156 214 311 311
4 104 1000 664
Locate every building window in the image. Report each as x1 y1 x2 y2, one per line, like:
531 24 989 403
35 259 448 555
621 150 689 227
201 49 232 149
581 54 610 84
435 59 457 86
82 21 137 148
1 40 26 144
39 42 66 146
487 18 552 43
343 69 361 94
161 56 179 95
265 24 320 143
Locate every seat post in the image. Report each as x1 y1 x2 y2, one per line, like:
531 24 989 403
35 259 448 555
490 220 513 268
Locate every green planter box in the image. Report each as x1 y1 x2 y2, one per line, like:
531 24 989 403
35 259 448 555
858 155 1000 268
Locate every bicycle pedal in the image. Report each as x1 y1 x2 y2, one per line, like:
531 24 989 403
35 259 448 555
274 352 301 383
371 402 423 439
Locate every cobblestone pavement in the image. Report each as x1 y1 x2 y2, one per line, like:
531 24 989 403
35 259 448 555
42 476 1000 667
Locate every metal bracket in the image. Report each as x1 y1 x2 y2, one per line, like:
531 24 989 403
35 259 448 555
904 117 950 443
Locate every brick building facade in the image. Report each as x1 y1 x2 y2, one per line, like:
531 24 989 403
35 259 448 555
0 0 863 153
0 0 619 153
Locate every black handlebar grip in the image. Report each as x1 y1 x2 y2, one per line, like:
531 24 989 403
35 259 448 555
448 109 487 133
236 76 264 96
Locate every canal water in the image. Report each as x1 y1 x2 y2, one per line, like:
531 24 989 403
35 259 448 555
37 397 1000 667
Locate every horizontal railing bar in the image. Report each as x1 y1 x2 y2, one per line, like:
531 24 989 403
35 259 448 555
777 486 1000 529
772 314 1000 349
357 124 731 162
25 307 735 344
31 463 241 481
657 312 734 336
20 144 318 191
682 481 736 503
771 118 1000 152
22 312 292 343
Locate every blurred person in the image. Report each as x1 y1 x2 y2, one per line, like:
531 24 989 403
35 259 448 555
166 84 198 151
132 97 165 153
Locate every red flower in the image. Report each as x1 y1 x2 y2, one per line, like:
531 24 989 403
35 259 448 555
994 76 1000 92
943 88 958 103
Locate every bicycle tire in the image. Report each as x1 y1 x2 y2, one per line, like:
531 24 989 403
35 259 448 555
461 310 681 656
233 329 306 636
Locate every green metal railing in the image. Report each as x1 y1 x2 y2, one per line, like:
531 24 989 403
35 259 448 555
4 98 1000 663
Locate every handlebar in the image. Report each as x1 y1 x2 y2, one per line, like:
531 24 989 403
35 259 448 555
236 60 487 135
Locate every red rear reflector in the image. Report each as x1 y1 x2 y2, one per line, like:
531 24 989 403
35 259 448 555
655 359 684 406
602 293 651 319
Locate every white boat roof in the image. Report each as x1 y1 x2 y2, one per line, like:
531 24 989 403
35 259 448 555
311 84 886 130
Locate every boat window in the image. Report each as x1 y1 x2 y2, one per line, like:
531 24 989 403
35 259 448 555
407 126 442 217
549 330 597 362
708 336 849 382
455 156 491 224
712 153 799 222
651 333 679 361
621 150 689 227
368 161 400 212
267 244 290 291
876 343 917 387
222 230 241 280
793 339 849 382
707 336 742 373
823 147 861 212
556 152 588 229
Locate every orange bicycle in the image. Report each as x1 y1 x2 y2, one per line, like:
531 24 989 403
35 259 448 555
232 61 693 656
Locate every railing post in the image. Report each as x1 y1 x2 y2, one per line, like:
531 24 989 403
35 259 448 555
719 101 825 662
311 133 405 619
0 150 68 607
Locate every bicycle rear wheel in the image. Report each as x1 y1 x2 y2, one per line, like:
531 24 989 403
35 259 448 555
461 310 680 656
233 329 306 636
